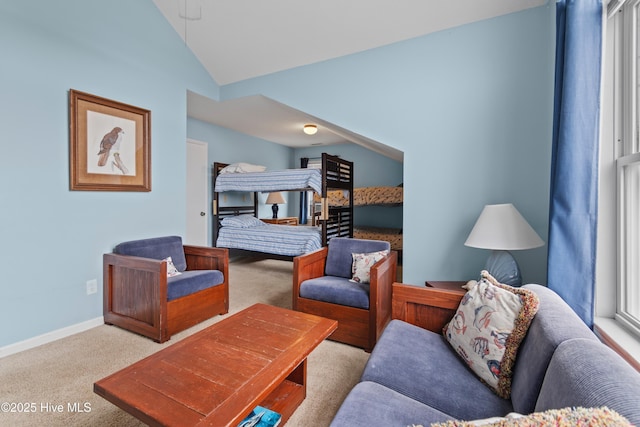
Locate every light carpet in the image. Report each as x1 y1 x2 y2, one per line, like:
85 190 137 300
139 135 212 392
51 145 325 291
0 256 369 426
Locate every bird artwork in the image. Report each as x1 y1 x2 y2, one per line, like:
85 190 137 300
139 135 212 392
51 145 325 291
96 126 128 174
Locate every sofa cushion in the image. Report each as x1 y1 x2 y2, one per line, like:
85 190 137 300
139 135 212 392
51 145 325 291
329 381 454 427
361 320 513 421
509 284 598 414
167 270 224 301
535 338 640 426
300 276 369 309
325 237 390 279
443 271 539 399
114 236 187 272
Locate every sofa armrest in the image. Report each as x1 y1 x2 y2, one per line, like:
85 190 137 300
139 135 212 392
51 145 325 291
292 247 328 309
183 245 228 273
392 283 463 333
293 247 328 284
370 251 398 343
103 253 168 340
370 250 398 301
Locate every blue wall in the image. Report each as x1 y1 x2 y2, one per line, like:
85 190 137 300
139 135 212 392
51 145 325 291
0 0 219 347
1 1 554 349
221 5 554 286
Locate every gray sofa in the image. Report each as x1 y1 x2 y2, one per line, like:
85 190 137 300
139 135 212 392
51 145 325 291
331 284 640 426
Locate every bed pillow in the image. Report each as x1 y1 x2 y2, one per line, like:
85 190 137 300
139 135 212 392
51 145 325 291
427 407 632 427
350 250 389 284
442 270 539 399
163 257 181 277
219 162 266 174
220 215 265 228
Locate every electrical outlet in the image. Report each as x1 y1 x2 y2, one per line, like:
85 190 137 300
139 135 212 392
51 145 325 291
86 279 98 295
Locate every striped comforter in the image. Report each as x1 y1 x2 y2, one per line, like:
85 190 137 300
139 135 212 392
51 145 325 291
215 169 322 193
217 223 322 256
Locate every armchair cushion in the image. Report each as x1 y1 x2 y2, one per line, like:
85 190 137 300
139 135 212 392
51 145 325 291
167 270 225 301
300 276 370 309
325 237 390 279
114 236 187 272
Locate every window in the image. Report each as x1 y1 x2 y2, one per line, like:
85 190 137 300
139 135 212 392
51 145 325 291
616 0 640 337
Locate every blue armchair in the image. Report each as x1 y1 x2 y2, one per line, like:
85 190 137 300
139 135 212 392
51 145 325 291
103 236 229 342
293 237 397 352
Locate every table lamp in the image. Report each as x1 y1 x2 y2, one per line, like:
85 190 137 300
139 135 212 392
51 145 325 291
464 203 544 286
265 192 286 218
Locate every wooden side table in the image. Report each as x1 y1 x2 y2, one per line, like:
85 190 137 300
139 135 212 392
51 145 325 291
261 217 299 226
425 281 467 295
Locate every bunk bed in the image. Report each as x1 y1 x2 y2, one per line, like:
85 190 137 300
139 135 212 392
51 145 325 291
313 185 403 260
213 153 353 257
315 185 403 207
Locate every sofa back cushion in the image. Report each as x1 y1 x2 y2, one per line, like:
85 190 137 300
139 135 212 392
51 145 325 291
535 338 640 426
114 236 187 272
510 284 598 414
324 237 390 279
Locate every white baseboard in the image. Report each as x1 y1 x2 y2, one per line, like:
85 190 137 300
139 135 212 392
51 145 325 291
0 317 104 359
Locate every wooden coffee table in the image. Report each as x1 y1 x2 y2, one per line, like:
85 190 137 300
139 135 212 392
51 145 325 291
94 303 337 426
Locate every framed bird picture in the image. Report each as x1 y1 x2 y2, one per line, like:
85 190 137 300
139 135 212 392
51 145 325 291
69 89 151 191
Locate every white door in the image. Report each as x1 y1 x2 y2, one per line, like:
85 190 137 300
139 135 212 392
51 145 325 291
186 139 208 246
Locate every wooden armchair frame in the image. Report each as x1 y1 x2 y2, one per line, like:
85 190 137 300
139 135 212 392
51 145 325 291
104 245 229 343
392 283 464 333
293 247 397 352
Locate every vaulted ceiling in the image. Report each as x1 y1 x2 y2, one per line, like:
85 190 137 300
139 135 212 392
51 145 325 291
153 0 546 159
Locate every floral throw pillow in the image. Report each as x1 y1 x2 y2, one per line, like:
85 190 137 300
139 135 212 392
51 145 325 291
350 250 389 284
163 257 182 277
442 270 539 398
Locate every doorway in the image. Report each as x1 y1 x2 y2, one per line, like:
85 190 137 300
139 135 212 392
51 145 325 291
186 139 208 246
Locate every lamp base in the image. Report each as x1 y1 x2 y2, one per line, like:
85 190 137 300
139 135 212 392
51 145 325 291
484 250 522 287
271 204 278 219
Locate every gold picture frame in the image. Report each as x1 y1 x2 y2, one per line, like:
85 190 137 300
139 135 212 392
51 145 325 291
69 89 151 191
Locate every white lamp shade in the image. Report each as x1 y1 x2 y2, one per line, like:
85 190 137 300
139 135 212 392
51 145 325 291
464 203 544 250
265 192 286 205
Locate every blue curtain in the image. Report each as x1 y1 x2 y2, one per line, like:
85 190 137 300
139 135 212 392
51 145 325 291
299 157 309 224
548 0 602 327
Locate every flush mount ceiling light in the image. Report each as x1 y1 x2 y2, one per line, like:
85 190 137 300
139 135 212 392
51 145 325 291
303 124 318 135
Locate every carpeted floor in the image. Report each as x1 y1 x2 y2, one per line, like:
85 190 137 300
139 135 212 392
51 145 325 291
0 256 369 426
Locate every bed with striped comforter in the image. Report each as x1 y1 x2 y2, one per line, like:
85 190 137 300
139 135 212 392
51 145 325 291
217 223 322 256
214 168 322 193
